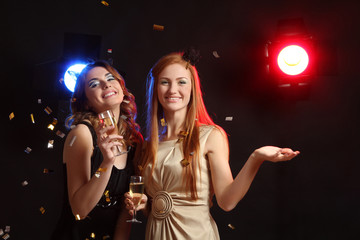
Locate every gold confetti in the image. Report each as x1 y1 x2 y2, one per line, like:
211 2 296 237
101 0 109 6
21 180 29 186
91 232 96 238
30 113 35 123
24 147 32 154
43 168 54 174
2 233 9 240
153 24 164 31
9 112 14 120
180 159 190 167
40 206 46 214
48 124 55 131
47 140 54 149
212 51 220 58
179 131 189 137
95 167 107 178
71 97 77 103
4 226 10 233
38 99 42 104
225 116 233 121
52 118 58 126
104 190 110 202
56 130 65 138
0 229 3 235
122 99 130 104
44 106 52 114
75 214 81 220
138 165 143 171
103 235 111 240
228 223 235 229
160 118 166 126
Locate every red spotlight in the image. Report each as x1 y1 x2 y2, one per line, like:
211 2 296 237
266 18 316 87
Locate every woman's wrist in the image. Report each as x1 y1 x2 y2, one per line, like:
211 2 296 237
250 149 265 164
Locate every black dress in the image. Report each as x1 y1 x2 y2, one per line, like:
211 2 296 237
51 121 135 240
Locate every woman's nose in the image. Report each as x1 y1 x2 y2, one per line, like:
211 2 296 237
168 83 177 93
102 81 111 89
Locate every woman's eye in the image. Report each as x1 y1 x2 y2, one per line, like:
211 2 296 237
89 81 99 88
160 80 169 85
106 76 116 81
179 80 187 85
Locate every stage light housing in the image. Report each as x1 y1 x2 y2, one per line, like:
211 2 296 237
266 18 316 87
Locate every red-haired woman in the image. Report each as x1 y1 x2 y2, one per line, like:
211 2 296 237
125 52 299 240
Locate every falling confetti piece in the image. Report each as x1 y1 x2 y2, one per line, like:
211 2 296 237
2 233 9 240
104 190 110 202
94 167 107 178
47 140 54 149
138 165 143 171
59 78 64 84
103 235 111 239
69 136 77 146
40 206 46 214
228 223 235 229
43 168 54 174
21 180 29 186
52 118 58 126
75 214 81 220
107 49 112 53
56 130 65 138
4 226 9 233
71 98 77 103
44 106 52 115
9 112 14 120
30 113 35 123
212 51 220 58
24 147 32 154
101 0 109 6
180 159 190 167
48 124 55 131
120 115 127 120
225 116 233 121
179 131 189 137
122 99 130 104
0 229 3 236
153 24 164 31
91 233 96 238
38 99 42 104
190 152 194 156
160 118 166 126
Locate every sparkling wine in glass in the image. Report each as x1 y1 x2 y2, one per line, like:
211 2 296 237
98 110 126 156
126 176 144 223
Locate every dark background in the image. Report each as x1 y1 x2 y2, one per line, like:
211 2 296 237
1 0 359 239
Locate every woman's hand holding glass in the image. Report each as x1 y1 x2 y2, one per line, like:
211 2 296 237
96 122 124 163
124 188 148 221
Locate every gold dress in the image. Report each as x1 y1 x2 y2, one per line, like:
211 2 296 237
144 125 220 240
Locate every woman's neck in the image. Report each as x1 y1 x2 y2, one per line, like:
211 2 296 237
162 110 187 140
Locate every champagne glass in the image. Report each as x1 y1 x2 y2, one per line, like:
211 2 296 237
98 110 126 156
126 176 144 223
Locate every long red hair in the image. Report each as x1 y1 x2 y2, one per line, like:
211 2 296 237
141 52 215 199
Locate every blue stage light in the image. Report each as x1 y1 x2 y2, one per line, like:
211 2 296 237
64 63 86 92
